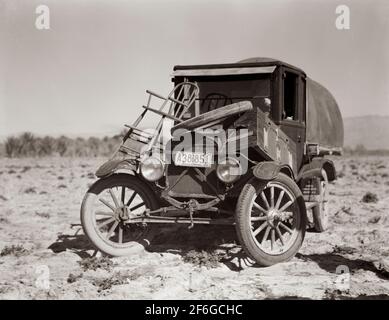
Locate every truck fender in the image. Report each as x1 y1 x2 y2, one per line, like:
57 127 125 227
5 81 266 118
252 161 295 181
95 159 137 178
296 158 336 182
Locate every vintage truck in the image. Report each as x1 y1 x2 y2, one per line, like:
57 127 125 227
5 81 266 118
81 57 343 266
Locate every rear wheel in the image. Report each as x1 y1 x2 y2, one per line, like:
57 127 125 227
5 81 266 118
312 169 329 232
235 173 307 266
81 174 159 256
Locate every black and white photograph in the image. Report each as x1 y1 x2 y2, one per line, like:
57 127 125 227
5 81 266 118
0 0 388 303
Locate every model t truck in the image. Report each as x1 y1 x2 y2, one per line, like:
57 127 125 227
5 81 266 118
81 57 343 266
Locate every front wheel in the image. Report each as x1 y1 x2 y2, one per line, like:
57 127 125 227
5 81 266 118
81 174 159 257
235 173 307 266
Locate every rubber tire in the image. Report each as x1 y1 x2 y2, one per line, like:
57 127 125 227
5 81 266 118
312 169 329 232
235 173 307 267
81 173 159 257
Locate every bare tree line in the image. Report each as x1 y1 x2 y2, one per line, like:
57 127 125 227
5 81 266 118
0 132 124 158
1 132 389 158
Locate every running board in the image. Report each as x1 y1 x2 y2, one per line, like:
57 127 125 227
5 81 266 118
126 215 235 226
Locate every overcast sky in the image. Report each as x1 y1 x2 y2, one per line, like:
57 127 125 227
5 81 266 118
1 0 388 138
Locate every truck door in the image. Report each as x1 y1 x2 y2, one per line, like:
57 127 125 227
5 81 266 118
279 69 306 171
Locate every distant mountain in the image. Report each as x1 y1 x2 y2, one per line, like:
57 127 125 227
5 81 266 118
344 115 389 150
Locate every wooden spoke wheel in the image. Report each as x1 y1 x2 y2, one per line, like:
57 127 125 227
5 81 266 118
81 174 159 256
235 173 307 266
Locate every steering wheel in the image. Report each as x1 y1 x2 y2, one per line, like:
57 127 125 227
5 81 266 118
202 93 233 113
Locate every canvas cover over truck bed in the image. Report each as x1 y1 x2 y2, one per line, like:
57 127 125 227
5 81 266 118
306 78 344 151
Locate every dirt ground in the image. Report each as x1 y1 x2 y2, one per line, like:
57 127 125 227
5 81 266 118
0 156 388 300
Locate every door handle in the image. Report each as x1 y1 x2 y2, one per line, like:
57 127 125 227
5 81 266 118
297 135 302 143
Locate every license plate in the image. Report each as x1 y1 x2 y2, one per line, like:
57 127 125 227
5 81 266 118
174 151 213 167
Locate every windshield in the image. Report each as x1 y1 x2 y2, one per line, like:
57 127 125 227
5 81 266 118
179 74 271 119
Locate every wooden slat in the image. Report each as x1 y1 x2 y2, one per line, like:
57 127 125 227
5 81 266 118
142 106 183 122
146 90 189 108
146 89 166 100
124 126 153 141
124 124 153 135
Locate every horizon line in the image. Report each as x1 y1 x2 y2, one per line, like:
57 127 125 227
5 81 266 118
1 113 389 141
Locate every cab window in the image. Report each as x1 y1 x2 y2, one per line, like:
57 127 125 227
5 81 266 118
282 72 298 121
196 75 271 115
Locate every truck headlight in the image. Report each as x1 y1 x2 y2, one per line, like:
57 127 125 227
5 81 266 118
140 157 164 181
216 158 242 183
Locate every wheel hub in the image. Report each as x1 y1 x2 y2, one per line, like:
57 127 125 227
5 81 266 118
266 209 281 228
114 206 130 221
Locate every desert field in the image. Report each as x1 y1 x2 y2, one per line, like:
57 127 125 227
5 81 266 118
0 156 388 299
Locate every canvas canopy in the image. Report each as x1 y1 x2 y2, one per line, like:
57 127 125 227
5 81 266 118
306 78 344 149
